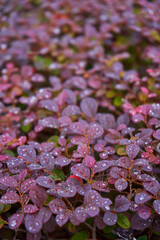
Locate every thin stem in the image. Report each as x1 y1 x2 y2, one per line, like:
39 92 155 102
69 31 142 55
92 221 96 240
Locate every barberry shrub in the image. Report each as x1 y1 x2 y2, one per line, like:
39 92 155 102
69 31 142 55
0 0 160 239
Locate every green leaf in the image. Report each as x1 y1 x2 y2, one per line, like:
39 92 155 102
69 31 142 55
0 219 5 229
113 96 123 107
71 230 88 240
0 204 11 213
137 236 147 240
45 195 54 205
0 204 4 212
21 121 32 133
117 147 127 156
68 222 75 232
103 225 115 234
106 90 116 99
104 232 117 239
117 214 130 229
33 55 52 71
50 167 65 180
3 150 15 157
47 135 59 145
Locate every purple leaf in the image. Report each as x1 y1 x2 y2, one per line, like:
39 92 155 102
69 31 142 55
103 211 117 226
135 192 152 204
126 144 140 159
58 116 72 127
56 212 69 227
38 117 59 129
28 163 43 171
36 176 55 188
18 169 28 182
71 163 90 180
21 179 36 193
117 114 130 126
101 198 112 211
86 205 99 217
92 181 110 193
9 213 24 230
87 123 104 140
31 73 45 82
75 206 87 223
80 97 98 118
153 129 160 140
76 144 88 157
114 195 130 213
53 182 77 198
43 216 56 233
129 201 138 212
55 156 71 167
96 113 116 130
114 178 128 192
39 152 55 171
84 190 102 206
138 205 151 220
83 155 95 168
143 179 160 195
62 105 81 116
26 232 41 240
71 136 87 145
0 176 17 188
55 91 68 107
139 129 153 140
39 99 59 112
95 212 106 230
110 167 128 179
24 204 39 213
118 157 131 168
130 213 153 230
0 192 20 204
132 113 144 123
93 160 112 174
77 184 91 196
70 122 87 135
17 145 36 162
49 198 67 214
137 174 153 182
7 157 25 168
153 200 160 214
25 213 42 234
38 207 52 223
29 185 47 207
68 211 80 226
